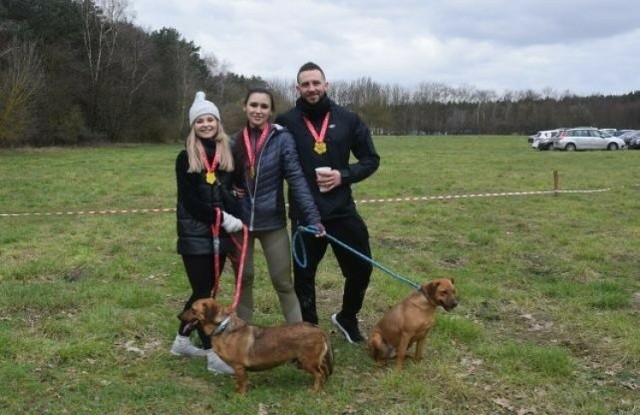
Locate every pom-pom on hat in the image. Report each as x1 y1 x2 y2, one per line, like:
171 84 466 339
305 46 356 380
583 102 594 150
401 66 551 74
189 91 220 125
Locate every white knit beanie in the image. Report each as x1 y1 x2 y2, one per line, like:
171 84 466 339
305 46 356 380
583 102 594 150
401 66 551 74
189 91 220 125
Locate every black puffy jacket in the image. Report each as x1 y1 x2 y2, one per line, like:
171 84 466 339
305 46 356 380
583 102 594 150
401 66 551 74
275 97 380 220
175 139 238 255
231 124 320 231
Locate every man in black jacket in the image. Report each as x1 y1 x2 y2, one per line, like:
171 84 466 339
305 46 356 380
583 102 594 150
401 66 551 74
275 62 380 344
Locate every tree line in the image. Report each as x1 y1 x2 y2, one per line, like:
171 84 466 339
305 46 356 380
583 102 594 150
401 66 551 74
2 0 639 147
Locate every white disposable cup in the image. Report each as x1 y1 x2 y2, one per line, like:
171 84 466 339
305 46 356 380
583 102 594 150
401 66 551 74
315 167 332 192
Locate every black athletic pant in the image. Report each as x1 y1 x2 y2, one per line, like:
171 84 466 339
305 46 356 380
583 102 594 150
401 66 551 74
178 254 227 349
292 215 373 324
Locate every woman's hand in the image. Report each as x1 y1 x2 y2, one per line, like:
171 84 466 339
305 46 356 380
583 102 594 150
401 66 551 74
222 213 244 233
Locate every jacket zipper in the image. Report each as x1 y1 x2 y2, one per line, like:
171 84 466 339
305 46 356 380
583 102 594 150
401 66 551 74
248 128 275 230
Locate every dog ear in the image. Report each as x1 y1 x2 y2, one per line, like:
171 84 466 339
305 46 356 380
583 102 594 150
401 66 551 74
426 280 440 299
203 301 215 323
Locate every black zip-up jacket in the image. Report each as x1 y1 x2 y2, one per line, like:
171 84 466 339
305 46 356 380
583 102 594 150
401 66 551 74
175 139 238 255
274 97 380 220
231 124 321 231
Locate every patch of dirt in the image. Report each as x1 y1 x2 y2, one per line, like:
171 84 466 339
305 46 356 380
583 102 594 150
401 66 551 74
632 292 640 312
63 266 90 282
377 236 421 250
439 256 467 268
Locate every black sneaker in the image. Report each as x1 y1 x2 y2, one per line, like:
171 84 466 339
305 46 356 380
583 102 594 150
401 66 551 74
331 313 364 344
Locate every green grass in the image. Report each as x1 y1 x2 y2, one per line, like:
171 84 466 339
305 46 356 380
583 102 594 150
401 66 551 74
1 136 639 414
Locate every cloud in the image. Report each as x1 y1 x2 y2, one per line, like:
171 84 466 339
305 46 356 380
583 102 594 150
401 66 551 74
127 0 640 95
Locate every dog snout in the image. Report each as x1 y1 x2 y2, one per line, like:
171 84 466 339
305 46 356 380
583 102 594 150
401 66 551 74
179 308 197 322
444 298 458 311
178 310 189 321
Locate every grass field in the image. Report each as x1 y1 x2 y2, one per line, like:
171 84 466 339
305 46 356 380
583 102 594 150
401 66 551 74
1 136 639 414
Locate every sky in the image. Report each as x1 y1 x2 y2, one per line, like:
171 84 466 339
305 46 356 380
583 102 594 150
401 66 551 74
127 0 640 96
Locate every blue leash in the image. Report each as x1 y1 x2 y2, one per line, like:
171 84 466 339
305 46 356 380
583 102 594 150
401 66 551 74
292 225 421 290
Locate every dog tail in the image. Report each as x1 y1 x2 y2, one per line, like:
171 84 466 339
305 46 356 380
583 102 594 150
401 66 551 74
320 334 334 378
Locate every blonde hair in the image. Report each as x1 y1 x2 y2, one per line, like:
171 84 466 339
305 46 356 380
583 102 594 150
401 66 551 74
185 122 234 173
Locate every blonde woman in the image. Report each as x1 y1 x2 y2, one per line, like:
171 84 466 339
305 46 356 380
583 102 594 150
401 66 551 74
170 91 243 374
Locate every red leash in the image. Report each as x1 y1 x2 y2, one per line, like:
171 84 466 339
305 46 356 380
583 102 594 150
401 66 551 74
210 208 223 298
227 226 249 313
209 207 249 313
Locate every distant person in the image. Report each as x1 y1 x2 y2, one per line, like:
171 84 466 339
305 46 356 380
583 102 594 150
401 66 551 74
170 91 243 375
275 62 380 344
231 87 325 323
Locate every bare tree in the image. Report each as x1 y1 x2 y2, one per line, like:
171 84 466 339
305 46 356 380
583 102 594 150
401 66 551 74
0 39 44 143
105 23 153 140
205 53 232 103
267 77 297 107
174 42 195 132
80 0 129 129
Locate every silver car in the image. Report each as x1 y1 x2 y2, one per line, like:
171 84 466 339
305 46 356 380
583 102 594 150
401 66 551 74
624 131 640 149
553 127 626 151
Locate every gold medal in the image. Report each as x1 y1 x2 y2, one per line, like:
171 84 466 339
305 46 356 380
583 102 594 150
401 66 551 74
314 142 327 154
198 144 219 186
305 113 330 156
249 167 255 179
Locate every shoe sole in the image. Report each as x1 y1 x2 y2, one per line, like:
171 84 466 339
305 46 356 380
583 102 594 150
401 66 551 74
170 348 208 357
207 367 235 376
331 313 362 344
207 361 235 375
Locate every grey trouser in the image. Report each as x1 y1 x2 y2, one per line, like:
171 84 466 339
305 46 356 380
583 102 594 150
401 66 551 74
236 227 302 323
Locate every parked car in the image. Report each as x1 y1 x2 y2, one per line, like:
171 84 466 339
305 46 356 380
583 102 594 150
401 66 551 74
617 130 638 144
528 129 557 143
531 129 564 150
613 129 634 137
622 131 640 149
553 127 626 151
599 128 616 136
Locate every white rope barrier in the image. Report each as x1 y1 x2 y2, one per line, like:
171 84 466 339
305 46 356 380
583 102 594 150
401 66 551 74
0 188 612 218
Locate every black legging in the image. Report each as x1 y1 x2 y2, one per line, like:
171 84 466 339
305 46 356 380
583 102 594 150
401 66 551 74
178 254 227 350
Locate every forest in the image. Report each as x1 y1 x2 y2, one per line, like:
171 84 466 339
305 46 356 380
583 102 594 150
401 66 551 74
2 0 640 147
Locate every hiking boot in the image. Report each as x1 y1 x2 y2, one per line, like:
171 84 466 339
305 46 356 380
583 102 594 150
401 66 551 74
206 350 235 375
331 313 365 344
170 334 208 357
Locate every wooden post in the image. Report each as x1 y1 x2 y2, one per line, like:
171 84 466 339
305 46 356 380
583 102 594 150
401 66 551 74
553 170 559 196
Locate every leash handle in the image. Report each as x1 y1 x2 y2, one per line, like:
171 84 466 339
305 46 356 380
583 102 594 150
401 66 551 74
292 225 420 290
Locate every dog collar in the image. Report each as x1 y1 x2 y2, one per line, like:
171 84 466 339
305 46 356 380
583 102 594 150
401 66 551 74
213 316 231 335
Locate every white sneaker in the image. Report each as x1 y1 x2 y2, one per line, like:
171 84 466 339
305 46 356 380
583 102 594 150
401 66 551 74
206 350 235 375
170 334 208 357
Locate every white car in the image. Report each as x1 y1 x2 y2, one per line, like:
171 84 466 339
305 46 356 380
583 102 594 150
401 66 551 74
554 128 626 151
531 129 564 150
529 129 559 144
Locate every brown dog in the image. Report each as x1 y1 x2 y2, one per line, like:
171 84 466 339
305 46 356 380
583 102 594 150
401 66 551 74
179 298 333 394
367 278 458 371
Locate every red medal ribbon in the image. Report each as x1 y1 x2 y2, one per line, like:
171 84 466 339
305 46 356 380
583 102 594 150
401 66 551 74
197 142 220 184
303 113 330 147
242 124 270 177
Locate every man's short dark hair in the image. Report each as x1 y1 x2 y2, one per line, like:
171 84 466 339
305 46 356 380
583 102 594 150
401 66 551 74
297 62 325 83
